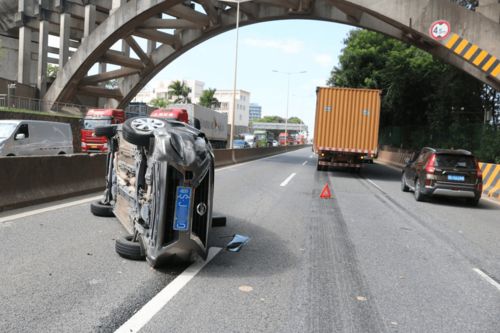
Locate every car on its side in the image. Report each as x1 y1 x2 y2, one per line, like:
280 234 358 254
233 139 250 149
401 147 482 205
90 117 215 267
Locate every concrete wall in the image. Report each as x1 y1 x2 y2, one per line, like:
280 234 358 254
0 35 21 83
0 146 310 212
0 111 83 153
0 154 106 212
0 78 37 98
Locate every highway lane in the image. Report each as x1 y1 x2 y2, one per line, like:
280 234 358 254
1 148 499 332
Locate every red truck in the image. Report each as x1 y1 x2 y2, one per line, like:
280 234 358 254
279 132 294 146
81 108 125 152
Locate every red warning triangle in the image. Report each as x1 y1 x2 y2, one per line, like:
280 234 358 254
320 184 331 199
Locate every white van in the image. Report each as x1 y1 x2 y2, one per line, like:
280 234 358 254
0 120 74 156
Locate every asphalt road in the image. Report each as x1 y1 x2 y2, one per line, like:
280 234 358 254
1 147 499 332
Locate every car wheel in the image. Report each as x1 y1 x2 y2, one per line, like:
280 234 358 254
467 195 481 207
401 173 410 192
122 117 166 146
90 201 114 217
115 235 145 260
95 125 117 138
414 179 426 202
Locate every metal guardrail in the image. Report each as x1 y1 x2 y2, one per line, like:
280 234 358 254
0 94 88 116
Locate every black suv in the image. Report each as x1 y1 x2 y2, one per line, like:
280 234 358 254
401 147 483 205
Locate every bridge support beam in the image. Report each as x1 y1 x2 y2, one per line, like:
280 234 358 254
59 12 70 68
37 20 48 97
17 26 32 85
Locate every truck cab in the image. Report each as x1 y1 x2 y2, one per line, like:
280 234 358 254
81 109 125 153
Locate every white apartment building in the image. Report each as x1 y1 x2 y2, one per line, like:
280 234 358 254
214 89 250 127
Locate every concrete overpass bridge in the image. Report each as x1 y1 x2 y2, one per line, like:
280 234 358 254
0 0 499 110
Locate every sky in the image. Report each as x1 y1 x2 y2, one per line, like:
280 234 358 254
146 20 353 137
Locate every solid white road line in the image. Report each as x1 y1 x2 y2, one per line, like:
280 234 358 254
0 195 102 224
366 178 384 192
280 173 297 187
114 247 222 333
302 161 308 166
473 268 500 292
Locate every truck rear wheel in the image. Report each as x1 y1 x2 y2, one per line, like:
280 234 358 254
122 117 166 146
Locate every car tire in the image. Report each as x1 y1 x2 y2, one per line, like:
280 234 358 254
317 163 323 171
467 195 481 207
414 179 427 202
115 235 145 260
122 117 166 147
90 201 114 217
401 173 410 192
95 125 117 138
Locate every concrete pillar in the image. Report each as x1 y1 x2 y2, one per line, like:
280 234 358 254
17 26 32 85
59 12 70 68
37 20 49 97
111 0 126 15
147 40 156 55
98 62 107 107
84 4 96 39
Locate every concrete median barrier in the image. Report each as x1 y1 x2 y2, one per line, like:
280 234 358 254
0 154 106 212
0 146 310 212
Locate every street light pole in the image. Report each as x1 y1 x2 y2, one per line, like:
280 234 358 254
272 70 306 146
223 0 253 149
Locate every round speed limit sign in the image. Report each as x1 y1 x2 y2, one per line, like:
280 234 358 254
429 20 451 41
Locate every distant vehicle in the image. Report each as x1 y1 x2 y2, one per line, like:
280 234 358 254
401 147 482 206
314 87 381 171
233 139 250 149
272 140 279 147
81 109 125 153
241 133 256 148
254 130 273 148
151 104 228 148
0 120 73 156
278 132 293 146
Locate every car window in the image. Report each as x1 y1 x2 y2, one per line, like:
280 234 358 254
16 124 29 138
416 151 426 163
435 154 475 169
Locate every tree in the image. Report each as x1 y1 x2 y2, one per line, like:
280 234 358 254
150 98 169 108
253 115 285 123
288 117 304 124
199 88 220 108
47 64 59 79
327 29 486 150
168 80 191 103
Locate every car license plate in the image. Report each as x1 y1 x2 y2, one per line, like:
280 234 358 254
448 174 464 182
173 186 191 231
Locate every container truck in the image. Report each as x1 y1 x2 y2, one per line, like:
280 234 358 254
314 87 381 171
150 104 228 148
81 108 125 152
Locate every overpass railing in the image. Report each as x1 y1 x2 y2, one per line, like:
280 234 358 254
0 94 88 116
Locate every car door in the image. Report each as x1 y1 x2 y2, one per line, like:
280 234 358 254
406 150 425 187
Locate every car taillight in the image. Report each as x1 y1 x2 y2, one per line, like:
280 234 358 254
425 153 436 173
475 160 482 179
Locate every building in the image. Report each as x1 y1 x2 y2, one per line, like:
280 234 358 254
249 103 262 121
214 90 251 131
132 79 205 104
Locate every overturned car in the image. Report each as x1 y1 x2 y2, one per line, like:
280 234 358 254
90 117 215 267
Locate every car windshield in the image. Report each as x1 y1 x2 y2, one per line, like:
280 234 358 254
435 154 475 169
0 123 18 139
234 140 245 145
84 118 112 129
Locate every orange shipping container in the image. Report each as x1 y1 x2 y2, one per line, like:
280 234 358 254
314 87 381 154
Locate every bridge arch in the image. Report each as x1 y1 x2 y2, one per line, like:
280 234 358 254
43 0 500 109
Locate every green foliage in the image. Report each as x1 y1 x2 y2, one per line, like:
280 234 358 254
150 98 169 108
199 88 220 108
168 80 191 103
477 126 500 163
328 29 493 156
253 115 285 123
47 64 59 78
287 117 304 124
